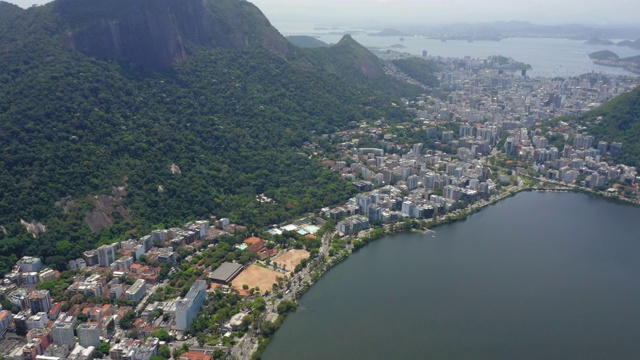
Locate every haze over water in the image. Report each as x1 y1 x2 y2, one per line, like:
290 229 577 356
263 192 640 360
309 33 640 77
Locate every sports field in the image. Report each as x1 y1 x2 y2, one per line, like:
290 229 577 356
272 249 310 272
231 264 280 293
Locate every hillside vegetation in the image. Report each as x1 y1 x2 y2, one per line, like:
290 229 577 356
0 0 420 274
391 57 440 87
0 2 22 23
286 36 329 48
577 86 640 166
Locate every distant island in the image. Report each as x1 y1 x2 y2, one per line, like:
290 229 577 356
577 37 640 50
616 38 640 50
588 50 640 74
584 38 615 46
588 50 619 61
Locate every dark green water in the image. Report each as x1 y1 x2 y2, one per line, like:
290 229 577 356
263 192 640 360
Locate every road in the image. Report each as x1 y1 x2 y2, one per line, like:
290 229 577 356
229 231 333 359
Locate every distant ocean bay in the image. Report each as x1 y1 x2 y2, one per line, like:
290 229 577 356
276 24 640 77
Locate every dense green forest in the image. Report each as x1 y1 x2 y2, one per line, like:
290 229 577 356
0 1 421 274
286 36 329 48
576 86 640 166
391 57 441 87
0 2 22 23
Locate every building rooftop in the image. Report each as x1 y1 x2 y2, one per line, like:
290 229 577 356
179 351 212 360
243 236 262 245
0 310 10 322
17 257 41 264
77 322 99 330
208 263 243 284
125 279 146 295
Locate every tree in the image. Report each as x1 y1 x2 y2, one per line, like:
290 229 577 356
276 300 298 314
94 343 110 358
77 312 89 322
172 348 184 360
119 310 137 330
252 297 266 311
240 315 254 331
151 309 163 319
157 345 171 359
153 328 171 342
260 320 277 336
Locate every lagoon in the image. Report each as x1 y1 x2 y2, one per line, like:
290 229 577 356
263 192 640 360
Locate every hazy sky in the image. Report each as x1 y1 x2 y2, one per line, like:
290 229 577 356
250 0 640 27
7 0 640 27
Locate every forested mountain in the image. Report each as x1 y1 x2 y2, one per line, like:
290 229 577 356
577 86 640 167
391 57 441 87
0 2 22 23
285 36 329 48
0 0 420 274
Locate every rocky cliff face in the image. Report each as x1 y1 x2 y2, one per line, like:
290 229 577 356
55 0 288 68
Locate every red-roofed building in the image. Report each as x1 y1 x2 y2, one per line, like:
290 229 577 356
102 304 113 315
0 310 12 338
179 352 212 360
130 264 143 274
243 236 262 246
27 328 52 349
143 274 159 284
243 237 276 260
265 248 278 258
90 307 104 322
48 302 64 320
209 283 221 291
66 304 82 317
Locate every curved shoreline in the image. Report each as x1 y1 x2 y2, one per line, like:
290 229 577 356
249 184 638 359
